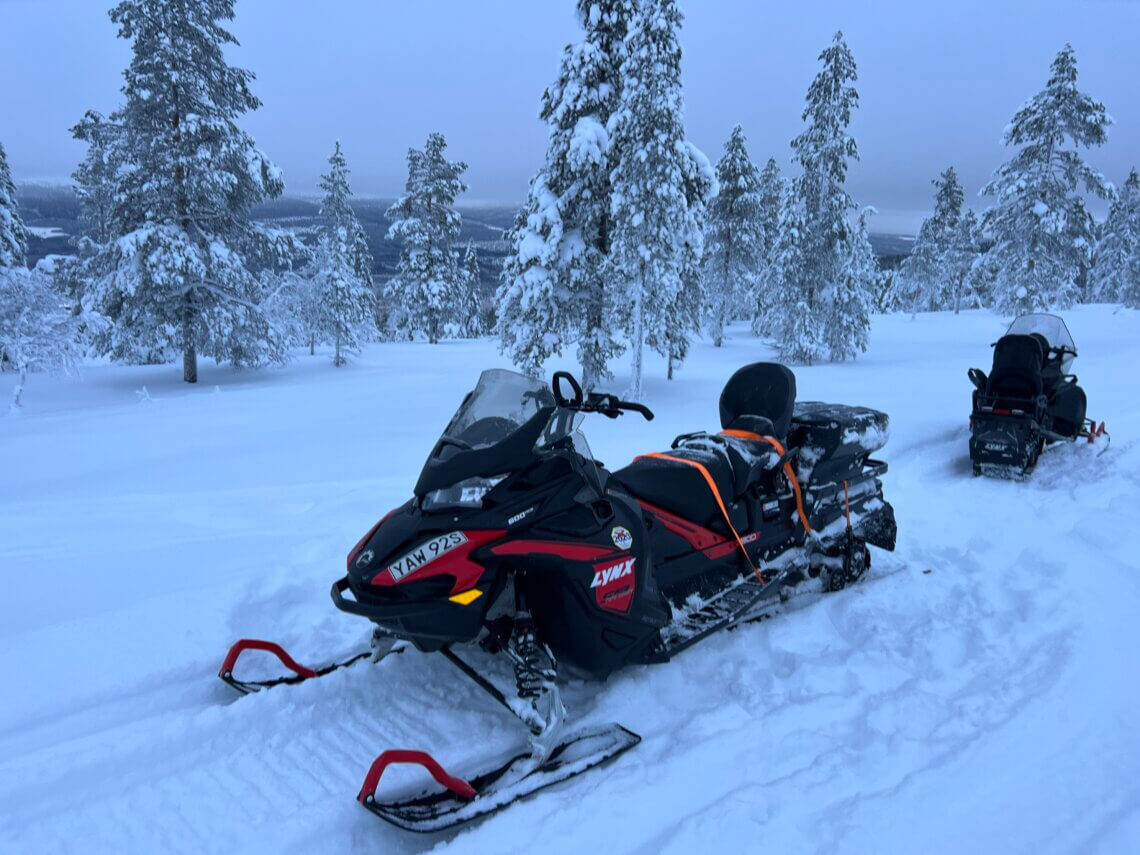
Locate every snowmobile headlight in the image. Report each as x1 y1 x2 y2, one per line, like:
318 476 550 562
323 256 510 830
422 475 506 512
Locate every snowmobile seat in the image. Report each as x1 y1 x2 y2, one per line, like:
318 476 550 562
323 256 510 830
985 334 1043 409
1029 333 1051 359
719 363 796 439
611 444 748 535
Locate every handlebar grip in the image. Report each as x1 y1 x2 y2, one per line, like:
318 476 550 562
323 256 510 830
624 402 654 421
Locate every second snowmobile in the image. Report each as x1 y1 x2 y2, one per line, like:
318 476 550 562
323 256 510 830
219 362 897 832
968 313 1107 477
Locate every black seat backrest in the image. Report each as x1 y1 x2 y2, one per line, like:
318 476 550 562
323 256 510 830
986 334 1043 405
719 362 797 438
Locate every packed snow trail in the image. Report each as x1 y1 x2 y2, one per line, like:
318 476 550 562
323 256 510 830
1 307 1137 853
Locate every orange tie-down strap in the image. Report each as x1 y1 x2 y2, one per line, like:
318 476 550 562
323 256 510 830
634 451 765 582
720 429 812 535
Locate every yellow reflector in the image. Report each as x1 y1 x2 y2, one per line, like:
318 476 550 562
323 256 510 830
448 588 483 606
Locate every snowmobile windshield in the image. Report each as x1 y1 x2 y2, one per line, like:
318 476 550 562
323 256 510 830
440 369 563 450
1006 314 1077 372
419 369 593 509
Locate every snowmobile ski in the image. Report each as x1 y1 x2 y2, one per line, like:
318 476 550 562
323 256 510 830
218 638 377 695
356 723 641 833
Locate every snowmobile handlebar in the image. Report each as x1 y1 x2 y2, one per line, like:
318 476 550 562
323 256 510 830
551 371 654 421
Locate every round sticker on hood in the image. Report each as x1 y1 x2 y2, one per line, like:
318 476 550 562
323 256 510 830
610 526 633 551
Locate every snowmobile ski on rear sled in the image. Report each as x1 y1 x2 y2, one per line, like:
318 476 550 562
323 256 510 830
968 313 1108 478
219 362 897 832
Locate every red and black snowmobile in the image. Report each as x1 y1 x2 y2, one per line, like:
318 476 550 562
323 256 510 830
219 363 897 832
968 313 1108 477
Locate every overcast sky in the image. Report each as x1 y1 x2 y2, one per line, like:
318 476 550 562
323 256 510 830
1 0 1137 232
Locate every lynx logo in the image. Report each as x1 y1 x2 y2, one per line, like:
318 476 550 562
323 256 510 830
610 526 633 550
591 557 635 588
590 557 636 615
984 441 1009 452
355 549 374 568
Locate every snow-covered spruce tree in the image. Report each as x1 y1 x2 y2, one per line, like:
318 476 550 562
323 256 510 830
945 208 981 313
0 267 83 411
496 0 635 385
607 0 690 398
71 112 119 247
0 142 28 269
386 133 467 344
61 112 121 312
84 0 292 382
980 45 1112 315
320 142 374 310
662 141 715 378
1090 168 1140 304
459 241 487 337
702 125 764 348
771 31 862 364
825 206 876 360
766 186 822 362
751 156 784 328
895 166 965 314
309 141 374 365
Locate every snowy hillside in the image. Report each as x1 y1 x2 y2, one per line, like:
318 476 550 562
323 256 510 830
1 307 1138 854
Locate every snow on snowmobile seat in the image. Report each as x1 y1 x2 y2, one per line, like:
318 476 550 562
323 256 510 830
719 363 796 439
985 334 1043 408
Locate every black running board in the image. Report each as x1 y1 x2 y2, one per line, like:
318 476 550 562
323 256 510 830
357 723 641 833
647 570 789 662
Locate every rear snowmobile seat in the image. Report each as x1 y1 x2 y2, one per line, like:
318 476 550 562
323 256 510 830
720 363 796 439
986 334 1043 408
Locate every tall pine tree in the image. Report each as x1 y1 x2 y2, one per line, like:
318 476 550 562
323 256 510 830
83 0 291 382
386 132 467 344
0 142 28 269
751 156 784 329
460 241 487 337
980 45 1112 315
1090 169 1140 305
702 125 764 348
496 0 635 385
662 141 714 378
770 32 863 364
607 0 691 398
71 112 119 247
826 206 876 360
311 141 375 365
896 167 965 314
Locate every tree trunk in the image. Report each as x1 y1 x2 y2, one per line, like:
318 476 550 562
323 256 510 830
630 276 644 400
335 327 343 366
182 293 198 384
667 354 674 380
309 334 315 356
9 363 27 412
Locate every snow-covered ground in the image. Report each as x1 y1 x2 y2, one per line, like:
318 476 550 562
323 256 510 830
1 307 1138 854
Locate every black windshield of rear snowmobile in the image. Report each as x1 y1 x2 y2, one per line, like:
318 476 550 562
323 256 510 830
413 369 584 498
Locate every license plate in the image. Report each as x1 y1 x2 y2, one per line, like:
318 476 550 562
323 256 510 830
983 441 1008 452
387 532 468 582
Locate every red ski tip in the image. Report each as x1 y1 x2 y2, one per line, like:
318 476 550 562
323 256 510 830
218 638 319 680
357 749 478 804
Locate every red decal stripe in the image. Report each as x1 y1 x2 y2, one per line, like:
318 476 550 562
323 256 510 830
490 540 619 561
